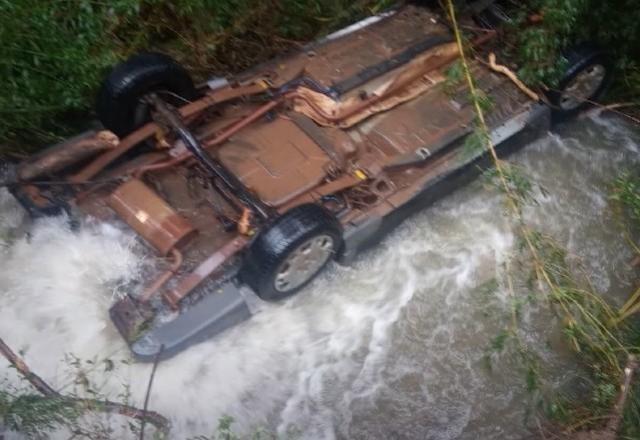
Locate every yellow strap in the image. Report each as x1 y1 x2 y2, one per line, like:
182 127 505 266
354 169 367 180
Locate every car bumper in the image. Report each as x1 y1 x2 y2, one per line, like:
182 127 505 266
121 281 251 362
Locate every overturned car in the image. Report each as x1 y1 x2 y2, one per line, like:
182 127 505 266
9 4 610 360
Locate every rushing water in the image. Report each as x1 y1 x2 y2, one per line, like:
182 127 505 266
0 113 638 439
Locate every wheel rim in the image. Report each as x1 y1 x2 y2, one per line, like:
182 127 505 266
559 64 606 110
274 234 335 292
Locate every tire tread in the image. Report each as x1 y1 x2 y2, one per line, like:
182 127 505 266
242 204 342 301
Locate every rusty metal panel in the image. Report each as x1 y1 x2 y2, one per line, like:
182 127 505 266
356 90 475 158
108 179 196 256
218 118 331 207
302 6 449 91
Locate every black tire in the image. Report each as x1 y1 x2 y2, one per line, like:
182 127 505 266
474 1 513 29
410 0 466 10
547 44 611 121
412 0 510 27
96 52 196 137
409 0 442 6
241 204 343 301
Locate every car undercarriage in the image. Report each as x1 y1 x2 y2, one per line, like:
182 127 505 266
7 4 610 360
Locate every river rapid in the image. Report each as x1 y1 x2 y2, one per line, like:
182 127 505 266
0 112 638 439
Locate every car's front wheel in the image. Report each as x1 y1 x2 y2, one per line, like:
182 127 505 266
242 204 342 301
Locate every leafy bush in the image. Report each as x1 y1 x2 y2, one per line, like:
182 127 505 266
0 0 390 152
503 0 640 101
0 0 121 148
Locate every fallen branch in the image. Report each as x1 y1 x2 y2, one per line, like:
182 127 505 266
463 46 638 128
599 102 639 111
486 52 540 101
0 336 170 435
588 99 640 125
139 345 164 440
0 337 57 396
606 355 638 434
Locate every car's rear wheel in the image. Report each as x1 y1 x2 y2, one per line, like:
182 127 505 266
96 52 196 137
474 1 513 29
242 204 342 301
548 45 610 120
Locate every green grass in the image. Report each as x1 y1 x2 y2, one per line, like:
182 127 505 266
613 171 640 230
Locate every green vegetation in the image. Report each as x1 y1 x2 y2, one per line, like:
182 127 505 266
502 0 640 101
613 171 640 230
0 0 390 152
0 390 80 437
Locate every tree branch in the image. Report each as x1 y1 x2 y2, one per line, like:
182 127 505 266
485 52 540 101
139 345 164 440
0 336 170 434
0 337 58 396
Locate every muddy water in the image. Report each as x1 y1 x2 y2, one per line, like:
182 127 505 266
0 113 638 439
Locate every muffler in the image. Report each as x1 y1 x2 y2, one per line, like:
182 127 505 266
108 178 195 256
